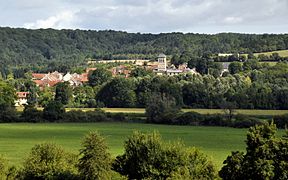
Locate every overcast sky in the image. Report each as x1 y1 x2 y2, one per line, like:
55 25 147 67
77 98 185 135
0 0 288 34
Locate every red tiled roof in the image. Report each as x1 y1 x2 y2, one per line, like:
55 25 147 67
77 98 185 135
47 80 61 87
16 92 29 98
34 80 44 86
32 73 46 79
80 73 88 82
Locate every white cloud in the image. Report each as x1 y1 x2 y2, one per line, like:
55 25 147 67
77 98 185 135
0 0 287 33
223 17 243 24
23 11 78 29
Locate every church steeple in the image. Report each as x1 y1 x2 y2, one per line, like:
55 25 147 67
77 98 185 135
157 53 167 71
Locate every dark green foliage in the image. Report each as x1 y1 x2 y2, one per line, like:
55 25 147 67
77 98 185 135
22 143 78 180
130 67 153 77
2 27 288 68
97 77 136 107
219 151 245 180
273 114 288 128
62 109 108 122
78 132 112 180
228 62 242 74
219 122 288 180
113 131 216 179
0 105 18 123
145 93 180 124
21 105 43 122
173 111 203 125
55 82 72 105
88 68 112 87
43 101 65 121
0 81 17 122
0 80 16 107
72 86 95 108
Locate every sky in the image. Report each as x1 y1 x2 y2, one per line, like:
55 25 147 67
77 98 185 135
0 0 288 34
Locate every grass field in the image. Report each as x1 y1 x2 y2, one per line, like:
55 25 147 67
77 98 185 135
243 49 288 58
0 123 247 169
0 123 285 169
253 49 288 57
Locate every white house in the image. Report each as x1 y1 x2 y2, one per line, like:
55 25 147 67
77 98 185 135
15 92 29 106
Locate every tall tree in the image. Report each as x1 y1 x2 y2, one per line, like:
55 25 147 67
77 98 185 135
78 131 112 180
219 122 288 180
55 82 72 105
88 68 112 87
97 77 136 107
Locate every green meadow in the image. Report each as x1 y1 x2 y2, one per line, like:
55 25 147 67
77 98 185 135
0 122 285 169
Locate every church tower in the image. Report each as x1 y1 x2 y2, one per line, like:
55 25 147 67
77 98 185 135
157 53 167 71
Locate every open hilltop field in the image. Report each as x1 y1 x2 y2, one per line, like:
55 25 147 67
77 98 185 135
243 49 288 58
253 49 288 57
0 123 285 169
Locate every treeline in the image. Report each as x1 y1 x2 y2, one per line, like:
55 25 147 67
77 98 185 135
1 27 288 68
0 123 287 179
91 62 288 110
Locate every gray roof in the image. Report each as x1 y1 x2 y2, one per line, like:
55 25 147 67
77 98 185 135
158 53 166 58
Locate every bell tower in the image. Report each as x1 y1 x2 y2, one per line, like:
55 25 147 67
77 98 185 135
157 53 167 71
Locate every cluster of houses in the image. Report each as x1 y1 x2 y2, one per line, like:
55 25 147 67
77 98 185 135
14 53 205 106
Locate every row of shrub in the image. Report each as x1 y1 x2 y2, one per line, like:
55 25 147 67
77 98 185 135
0 131 217 180
149 111 288 129
1 102 288 129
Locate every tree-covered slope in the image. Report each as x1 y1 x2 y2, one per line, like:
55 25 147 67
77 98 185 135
0 27 288 66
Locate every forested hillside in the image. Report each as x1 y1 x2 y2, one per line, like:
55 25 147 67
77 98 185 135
1 27 288 67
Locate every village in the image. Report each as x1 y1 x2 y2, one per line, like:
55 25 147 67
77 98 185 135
15 53 209 106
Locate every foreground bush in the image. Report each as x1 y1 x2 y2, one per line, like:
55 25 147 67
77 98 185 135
0 156 9 179
22 143 78 179
78 131 112 180
113 131 216 179
219 122 288 180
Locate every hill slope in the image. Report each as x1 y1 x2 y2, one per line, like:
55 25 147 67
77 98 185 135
0 27 288 66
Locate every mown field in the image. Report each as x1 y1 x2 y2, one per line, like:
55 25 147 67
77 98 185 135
0 123 285 169
243 49 288 57
0 123 247 169
253 49 288 57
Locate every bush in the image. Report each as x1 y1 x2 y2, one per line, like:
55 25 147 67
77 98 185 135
145 93 180 124
173 111 203 125
113 131 216 179
43 101 65 122
21 105 43 123
78 132 112 180
22 143 78 180
0 105 18 122
273 114 288 128
0 156 9 179
200 114 230 126
63 109 108 122
233 115 263 128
